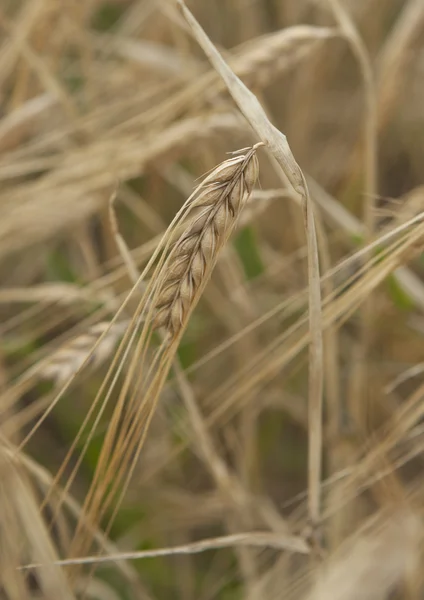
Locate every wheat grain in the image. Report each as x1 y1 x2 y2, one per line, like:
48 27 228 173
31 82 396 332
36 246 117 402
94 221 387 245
152 145 261 338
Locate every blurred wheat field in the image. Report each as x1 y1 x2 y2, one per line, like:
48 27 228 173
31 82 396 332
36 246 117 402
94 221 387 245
1 0 424 598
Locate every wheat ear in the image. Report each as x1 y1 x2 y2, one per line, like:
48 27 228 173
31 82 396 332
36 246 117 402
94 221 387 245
0 318 130 431
39 320 130 387
152 144 261 339
66 145 262 567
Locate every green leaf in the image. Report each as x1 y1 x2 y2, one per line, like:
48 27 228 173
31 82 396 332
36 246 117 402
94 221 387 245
46 248 78 283
234 226 264 280
91 2 125 31
386 274 415 311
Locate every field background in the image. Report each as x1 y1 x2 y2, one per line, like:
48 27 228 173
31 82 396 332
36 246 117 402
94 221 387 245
1 0 424 598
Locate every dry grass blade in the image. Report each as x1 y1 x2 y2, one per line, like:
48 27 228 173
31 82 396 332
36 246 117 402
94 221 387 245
0 93 57 153
3 2 424 599
326 0 378 439
376 0 424 130
385 362 424 395
0 0 45 87
114 22 337 137
6 444 152 600
153 145 261 339
0 111 244 262
0 283 101 306
22 533 309 570
308 177 424 310
140 215 424 493
177 0 324 532
0 442 75 600
326 0 378 238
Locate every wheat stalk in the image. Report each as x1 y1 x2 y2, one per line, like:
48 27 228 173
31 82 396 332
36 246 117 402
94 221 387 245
177 0 324 539
152 145 261 339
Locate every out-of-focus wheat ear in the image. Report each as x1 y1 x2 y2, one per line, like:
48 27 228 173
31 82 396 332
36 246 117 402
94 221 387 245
30 181 137 392
38 320 130 387
0 316 130 434
234 26 338 88
177 0 324 535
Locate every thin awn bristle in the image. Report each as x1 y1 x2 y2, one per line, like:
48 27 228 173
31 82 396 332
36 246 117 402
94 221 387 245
152 144 261 339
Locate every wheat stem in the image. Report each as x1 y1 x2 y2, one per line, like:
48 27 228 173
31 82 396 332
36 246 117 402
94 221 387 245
177 0 324 532
326 0 378 436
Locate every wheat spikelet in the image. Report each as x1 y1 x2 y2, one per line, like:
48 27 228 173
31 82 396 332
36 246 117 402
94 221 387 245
39 320 129 387
152 144 261 338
